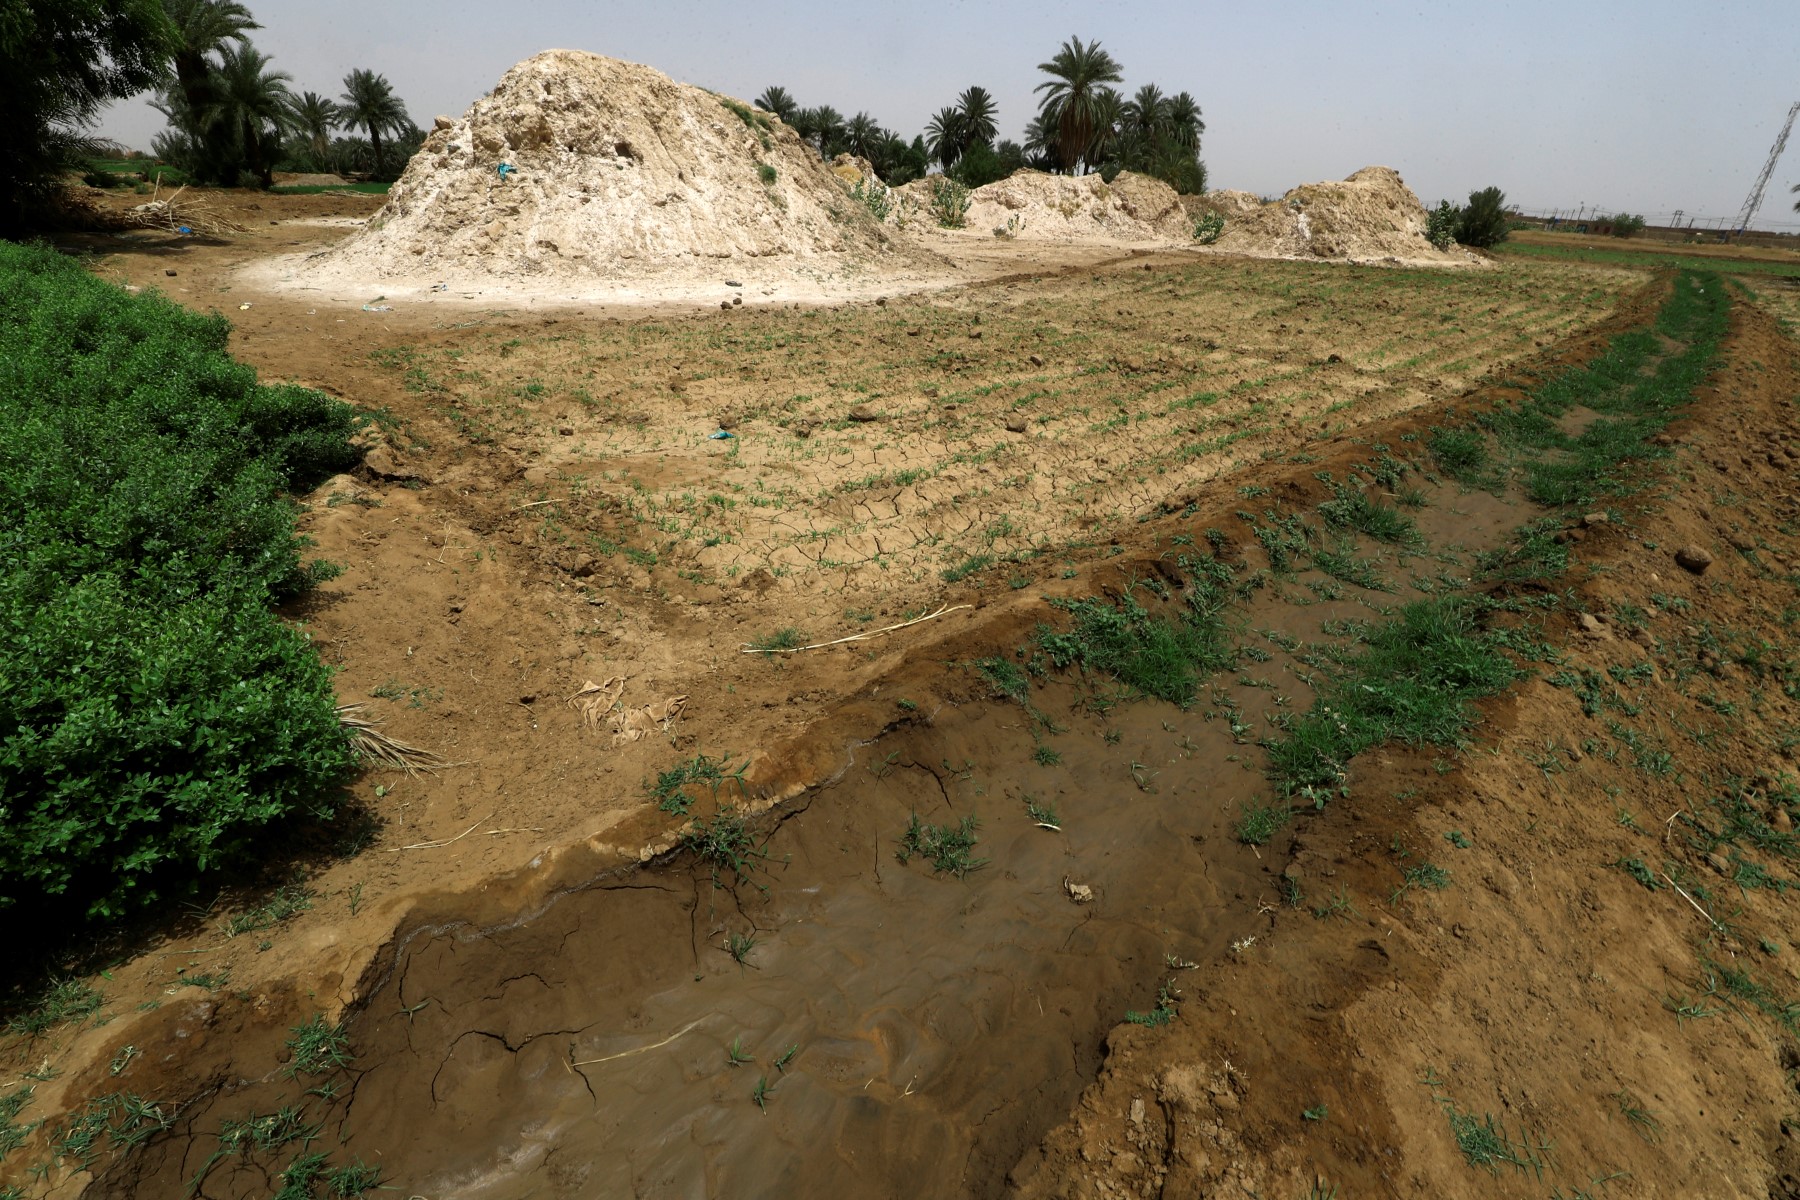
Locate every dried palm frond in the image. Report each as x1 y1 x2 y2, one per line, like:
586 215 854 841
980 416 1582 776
337 703 453 775
123 181 246 238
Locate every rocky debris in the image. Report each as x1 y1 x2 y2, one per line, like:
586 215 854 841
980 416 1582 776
1675 544 1715 574
1064 878 1094 904
1581 512 1609 528
1577 612 1611 638
848 404 879 423
1005 416 1029 434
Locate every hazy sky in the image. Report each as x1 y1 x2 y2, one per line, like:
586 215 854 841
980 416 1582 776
99 0 1800 229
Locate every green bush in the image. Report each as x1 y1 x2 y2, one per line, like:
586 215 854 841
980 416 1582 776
0 241 362 919
1455 186 1510 249
929 177 971 228
1425 200 1460 250
1608 213 1647 239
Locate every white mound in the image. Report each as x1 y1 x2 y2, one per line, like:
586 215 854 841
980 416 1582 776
1189 166 1479 266
893 170 1192 246
293 50 938 298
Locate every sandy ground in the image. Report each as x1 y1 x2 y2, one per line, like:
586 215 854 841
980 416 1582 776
6 188 1800 1199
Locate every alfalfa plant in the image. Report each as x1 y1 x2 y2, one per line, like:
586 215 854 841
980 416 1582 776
929 178 971 229
896 813 987 878
1192 212 1225 244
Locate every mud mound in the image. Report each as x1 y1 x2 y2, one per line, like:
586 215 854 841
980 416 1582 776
298 51 924 295
966 170 1192 245
1190 166 1478 266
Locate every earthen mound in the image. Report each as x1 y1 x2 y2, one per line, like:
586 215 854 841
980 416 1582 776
1189 166 1479 266
898 170 1192 245
297 51 928 294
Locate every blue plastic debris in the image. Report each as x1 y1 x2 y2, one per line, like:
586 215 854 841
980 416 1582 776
177 225 192 234
497 162 514 179
707 430 736 440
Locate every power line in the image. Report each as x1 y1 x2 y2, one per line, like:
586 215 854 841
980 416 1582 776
1733 100 1800 234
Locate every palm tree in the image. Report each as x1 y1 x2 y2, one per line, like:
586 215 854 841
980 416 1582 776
162 0 258 119
811 104 845 159
1122 84 1167 141
211 43 291 187
1033 35 1124 173
1083 87 1124 173
1164 91 1204 151
846 112 881 160
287 90 337 164
337 68 410 178
955 86 998 154
925 107 965 170
754 86 797 123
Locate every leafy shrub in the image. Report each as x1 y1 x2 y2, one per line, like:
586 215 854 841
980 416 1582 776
929 177 971 228
1192 212 1225 244
0 241 362 920
1425 200 1460 250
758 163 777 186
850 177 892 223
1608 213 1647 238
1455 186 1510 249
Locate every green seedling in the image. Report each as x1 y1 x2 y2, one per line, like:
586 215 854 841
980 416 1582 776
725 932 757 965
1024 796 1061 830
751 1075 774 1111
726 1037 754 1067
773 1044 799 1073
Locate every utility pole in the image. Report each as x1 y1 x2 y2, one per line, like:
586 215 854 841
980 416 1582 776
1733 100 1800 234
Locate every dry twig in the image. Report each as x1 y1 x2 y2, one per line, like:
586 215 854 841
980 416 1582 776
738 603 971 654
337 703 455 775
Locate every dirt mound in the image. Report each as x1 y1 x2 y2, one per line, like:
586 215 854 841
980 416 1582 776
915 170 1193 245
295 51 928 297
1191 166 1478 265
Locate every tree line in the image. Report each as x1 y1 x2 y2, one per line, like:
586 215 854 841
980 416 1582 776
754 36 1205 193
0 0 417 231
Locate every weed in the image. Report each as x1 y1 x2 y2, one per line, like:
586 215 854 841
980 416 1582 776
758 163 778 185
747 627 806 654
52 1092 169 1171
1234 802 1290 847
1424 1073 1550 1176
1428 426 1490 483
1614 856 1662 890
726 1037 754 1067
223 884 314 938
1032 744 1062 767
647 753 749 816
725 932 757 965
273 1150 330 1200
1612 1090 1660 1143
283 1014 353 1078
1267 597 1519 799
1024 796 1060 829
1 1086 35 1161
7 979 103 1037
324 1158 383 1198
1302 1103 1329 1121
1445 830 1472 848
896 813 987 878
680 808 772 889
773 1044 799 1072
1317 481 1422 547
1391 862 1452 902
751 1074 774 1111
1312 889 1360 921
929 177 971 228
1036 567 1236 708
1125 979 1179 1028
974 656 1031 704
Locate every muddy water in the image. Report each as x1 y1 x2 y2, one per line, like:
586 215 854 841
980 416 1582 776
336 687 1271 1200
